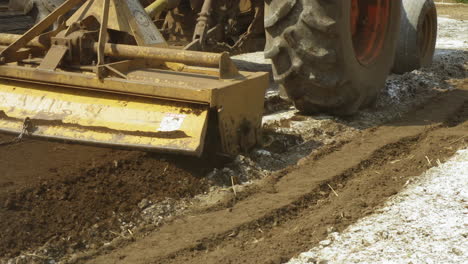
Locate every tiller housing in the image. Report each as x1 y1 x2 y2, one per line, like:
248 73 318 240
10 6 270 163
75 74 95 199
0 0 268 156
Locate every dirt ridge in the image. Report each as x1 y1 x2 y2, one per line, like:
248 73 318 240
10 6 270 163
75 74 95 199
84 86 468 264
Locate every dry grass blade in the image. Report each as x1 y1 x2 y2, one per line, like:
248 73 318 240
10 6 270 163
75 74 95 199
328 184 339 197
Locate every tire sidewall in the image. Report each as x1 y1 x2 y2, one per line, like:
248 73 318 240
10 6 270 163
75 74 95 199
264 0 403 115
336 0 402 106
415 0 437 66
393 0 438 74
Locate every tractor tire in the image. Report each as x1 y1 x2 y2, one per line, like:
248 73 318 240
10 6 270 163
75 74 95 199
392 0 437 74
264 0 402 115
34 0 65 22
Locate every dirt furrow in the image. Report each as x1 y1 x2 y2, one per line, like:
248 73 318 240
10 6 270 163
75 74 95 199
82 86 467 264
0 4 466 264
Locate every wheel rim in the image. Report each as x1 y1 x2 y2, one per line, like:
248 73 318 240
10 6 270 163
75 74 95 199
351 0 391 65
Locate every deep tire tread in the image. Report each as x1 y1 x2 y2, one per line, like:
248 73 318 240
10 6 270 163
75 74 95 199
265 0 401 115
265 0 354 114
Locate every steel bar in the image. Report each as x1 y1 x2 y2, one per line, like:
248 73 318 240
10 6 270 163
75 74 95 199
0 33 226 68
0 34 45 49
99 43 224 68
145 0 169 19
97 0 110 67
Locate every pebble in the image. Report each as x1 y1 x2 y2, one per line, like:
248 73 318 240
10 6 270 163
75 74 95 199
255 149 272 157
319 240 332 247
138 199 150 210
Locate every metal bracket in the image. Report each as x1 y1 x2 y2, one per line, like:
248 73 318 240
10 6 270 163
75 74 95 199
122 0 167 47
37 45 69 71
191 0 213 50
95 0 110 79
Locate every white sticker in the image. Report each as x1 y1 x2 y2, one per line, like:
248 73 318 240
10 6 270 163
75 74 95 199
158 114 186 132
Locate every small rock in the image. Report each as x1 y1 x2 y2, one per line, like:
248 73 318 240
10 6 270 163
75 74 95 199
103 242 114 250
319 240 332 247
305 257 318 263
329 232 340 241
235 155 246 163
255 149 272 157
138 199 150 210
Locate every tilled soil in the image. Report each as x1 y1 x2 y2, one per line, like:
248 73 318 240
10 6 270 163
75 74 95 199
288 148 468 264
0 4 467 264
3 82 463 264
83 86 468 264
0 148 210 259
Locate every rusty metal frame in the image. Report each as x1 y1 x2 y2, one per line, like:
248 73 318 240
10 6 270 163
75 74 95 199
0 33 240 79
0 0 268 156
96 0 110 73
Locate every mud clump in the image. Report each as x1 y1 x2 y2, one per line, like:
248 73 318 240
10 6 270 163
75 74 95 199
0 154 209 259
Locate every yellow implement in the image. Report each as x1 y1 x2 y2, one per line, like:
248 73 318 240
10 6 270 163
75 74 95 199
0 0 268 156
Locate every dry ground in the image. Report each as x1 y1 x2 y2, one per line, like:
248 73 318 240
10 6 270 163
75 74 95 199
0 3 467 264
436 3 468 20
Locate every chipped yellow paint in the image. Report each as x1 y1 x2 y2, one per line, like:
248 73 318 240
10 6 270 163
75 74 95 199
0 80 209 155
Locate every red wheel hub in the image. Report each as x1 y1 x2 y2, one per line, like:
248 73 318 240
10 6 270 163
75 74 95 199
351 0 391 65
